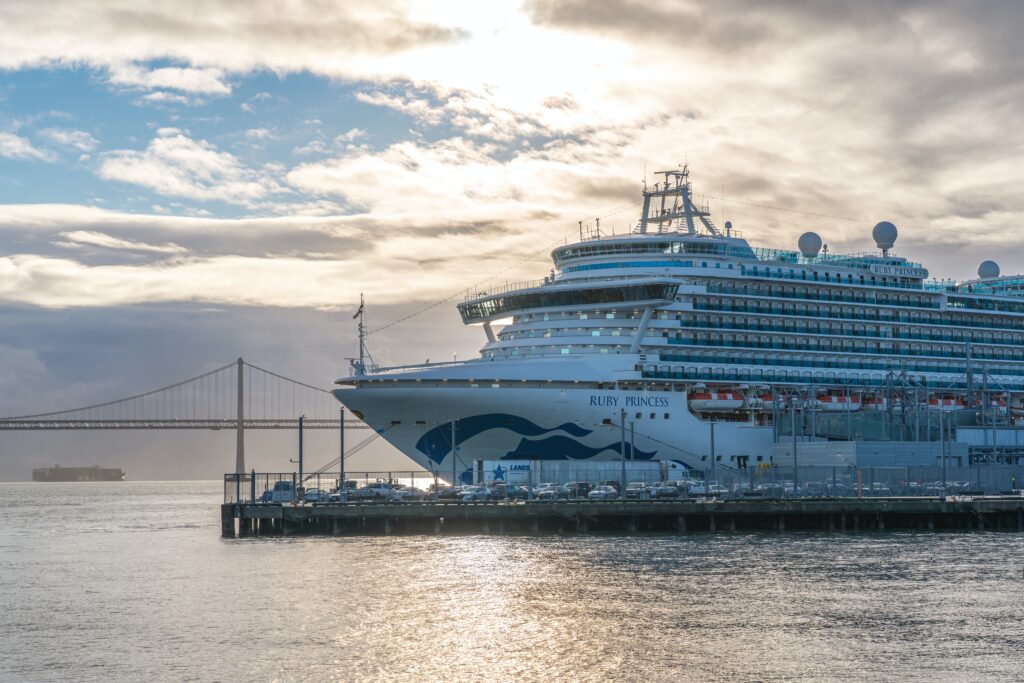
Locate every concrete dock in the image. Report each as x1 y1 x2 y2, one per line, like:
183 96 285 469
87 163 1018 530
221 497 1024 537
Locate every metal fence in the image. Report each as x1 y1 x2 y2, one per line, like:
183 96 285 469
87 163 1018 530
224 470 441 504
225 465 1024 504
696 465 1024 498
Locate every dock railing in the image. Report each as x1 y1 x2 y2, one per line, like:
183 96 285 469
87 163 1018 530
226 465 1024 504
224 470 442 504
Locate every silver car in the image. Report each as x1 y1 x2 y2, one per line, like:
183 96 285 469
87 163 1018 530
588 485 619 500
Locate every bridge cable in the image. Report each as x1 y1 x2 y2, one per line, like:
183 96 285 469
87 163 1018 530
0 360 237 421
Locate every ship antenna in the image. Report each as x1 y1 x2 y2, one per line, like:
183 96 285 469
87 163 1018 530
352 293 366 375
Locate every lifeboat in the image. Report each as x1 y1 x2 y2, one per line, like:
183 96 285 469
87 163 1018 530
816 393 861 412
863 395 903 412
688 390 746 412
862 395 886 410
928 396 966 412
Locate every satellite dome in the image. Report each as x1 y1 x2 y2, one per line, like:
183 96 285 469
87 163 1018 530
724 220 732 231
978 260 1000 279
798 231 822 258
872 221 898 254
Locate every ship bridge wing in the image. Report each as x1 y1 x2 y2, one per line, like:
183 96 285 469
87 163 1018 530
457 277 679 324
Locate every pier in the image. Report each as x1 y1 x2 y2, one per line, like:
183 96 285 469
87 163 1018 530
221 497 1024 537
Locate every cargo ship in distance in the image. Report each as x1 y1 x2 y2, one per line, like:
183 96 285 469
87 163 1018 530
333 166 1024 481
32 465 126 482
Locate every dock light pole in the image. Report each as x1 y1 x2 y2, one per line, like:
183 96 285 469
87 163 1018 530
339 407 346 502
791 393 799 497
290 415 305 486
710 420 716 487
940 409 947 499
619 409 627 496
451 419 457 486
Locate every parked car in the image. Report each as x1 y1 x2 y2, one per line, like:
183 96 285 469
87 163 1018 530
599 480 622 493
536 484 570 500
588 485 619 500
651 482 680 499
352 482 396 500
325 481 359 502
433 486 464 501
565 482 592 498
391 485 424 502
625 482 653 500
459 485 490 502
487 484 528 500
303 487 327 502
503 484 530 500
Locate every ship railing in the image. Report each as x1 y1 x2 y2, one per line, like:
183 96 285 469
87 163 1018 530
463 279 547 301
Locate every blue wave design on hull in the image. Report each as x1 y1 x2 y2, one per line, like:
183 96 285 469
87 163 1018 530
504 435 657 461
415 413 592 464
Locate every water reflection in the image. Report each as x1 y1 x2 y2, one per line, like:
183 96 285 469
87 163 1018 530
0 482 1022 682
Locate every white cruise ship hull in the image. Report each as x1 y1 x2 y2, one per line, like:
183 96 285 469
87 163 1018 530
333 381 774 481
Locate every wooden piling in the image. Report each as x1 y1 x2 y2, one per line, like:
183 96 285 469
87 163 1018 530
221 505 235 538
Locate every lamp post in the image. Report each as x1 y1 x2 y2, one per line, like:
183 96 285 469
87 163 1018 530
619 408 626 497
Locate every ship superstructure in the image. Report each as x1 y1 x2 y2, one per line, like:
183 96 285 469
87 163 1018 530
334 168 1024 480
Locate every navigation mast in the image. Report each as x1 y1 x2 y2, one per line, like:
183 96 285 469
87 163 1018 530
352 293 366 376
638 165 719 236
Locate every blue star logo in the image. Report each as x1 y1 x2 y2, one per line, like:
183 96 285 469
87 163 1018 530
492 464 506 481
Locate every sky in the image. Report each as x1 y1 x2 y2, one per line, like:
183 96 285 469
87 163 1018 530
1 0 1023 479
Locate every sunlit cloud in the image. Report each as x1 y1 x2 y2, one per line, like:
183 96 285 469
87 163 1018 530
97 128 285 206
0 131 55 162
38 128 99 152
57 230 188 254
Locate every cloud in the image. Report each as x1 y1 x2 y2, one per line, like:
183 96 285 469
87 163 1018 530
336 127 367 143
0 132 55 162
57 230 188 254
244 127 274 140
38 127 99 152
97 129 284 205
0 0 467 72
108 64 231 94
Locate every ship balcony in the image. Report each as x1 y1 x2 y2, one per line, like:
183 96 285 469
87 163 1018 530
457 278 680 324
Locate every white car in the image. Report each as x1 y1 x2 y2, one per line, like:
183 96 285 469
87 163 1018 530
391 485 424 502
588 485 619 500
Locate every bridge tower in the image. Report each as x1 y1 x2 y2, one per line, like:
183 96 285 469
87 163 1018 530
236 357 244 474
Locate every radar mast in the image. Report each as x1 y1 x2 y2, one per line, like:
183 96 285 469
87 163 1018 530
638 165 719 236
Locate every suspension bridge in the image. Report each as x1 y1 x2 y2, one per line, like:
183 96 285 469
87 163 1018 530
0 358 371 473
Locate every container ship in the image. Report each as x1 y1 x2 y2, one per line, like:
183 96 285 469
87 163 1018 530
333 166 1024 481
32 465 126 482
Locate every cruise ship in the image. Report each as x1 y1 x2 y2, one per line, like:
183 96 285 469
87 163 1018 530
333 168 1024 481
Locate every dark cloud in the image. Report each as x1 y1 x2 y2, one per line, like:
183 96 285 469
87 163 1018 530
0 300 482 480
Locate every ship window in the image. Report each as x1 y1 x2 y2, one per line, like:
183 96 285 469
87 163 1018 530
602 418 612 425
650 412 656 419
635 412 642 419
391 420 401 425
664 413 670 419
415 420 426 426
